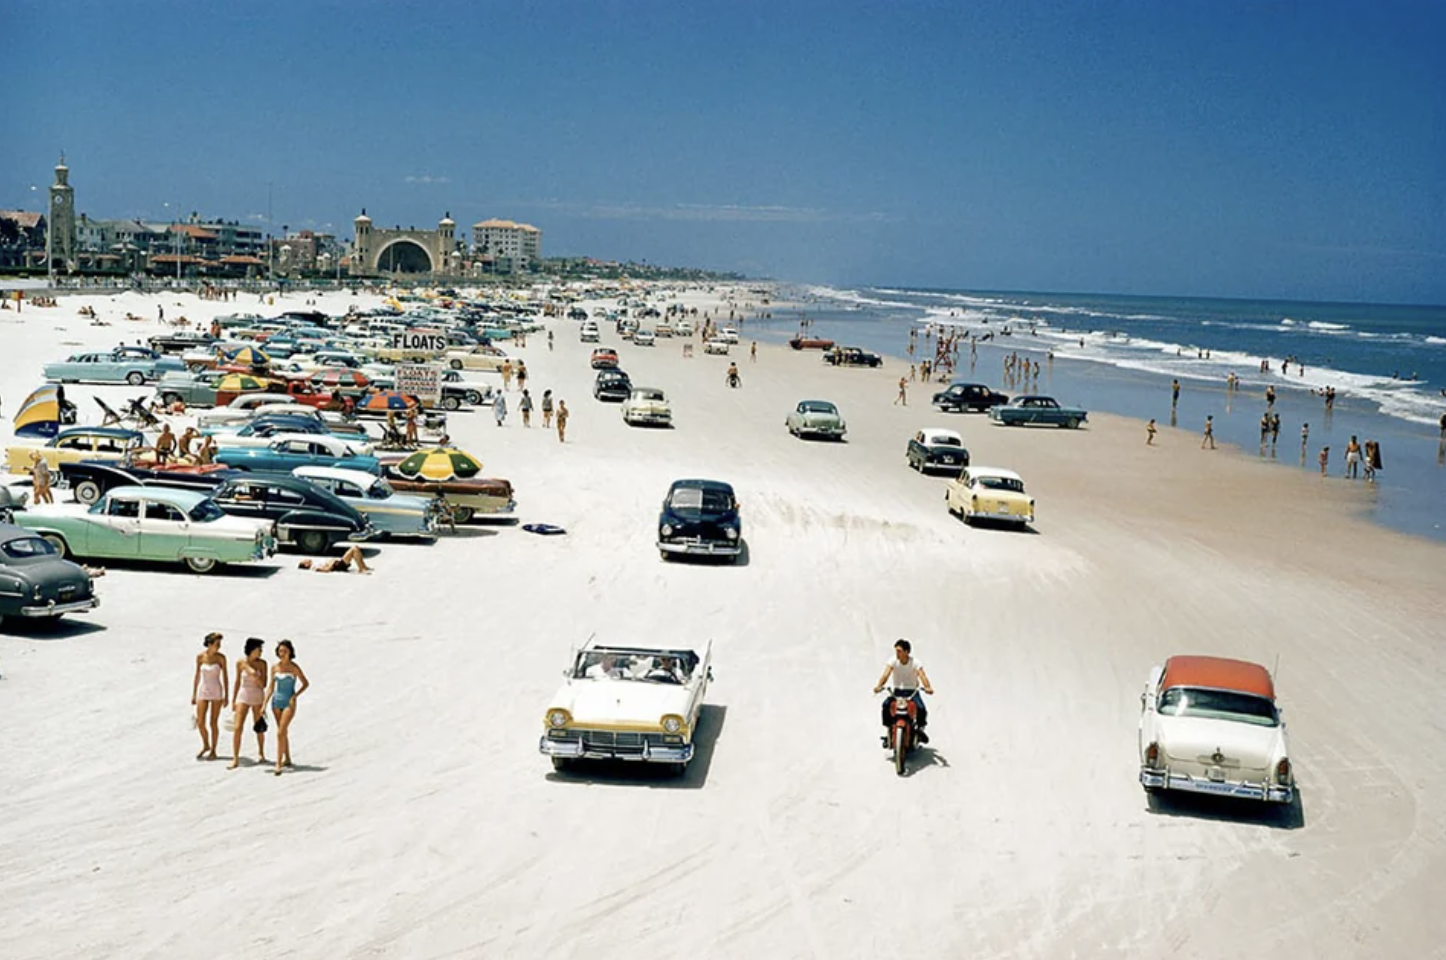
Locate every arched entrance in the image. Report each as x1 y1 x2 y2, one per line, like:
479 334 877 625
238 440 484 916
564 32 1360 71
375 239 434 274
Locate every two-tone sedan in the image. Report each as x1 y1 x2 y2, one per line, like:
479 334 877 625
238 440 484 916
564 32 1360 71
540 639 713 775
0 522 100 625
1138 655 1294 805
293 466 437 539
989 395 1088 429
945 466 1035 527
214 436 381 475
906 428 970 473
211 473 375 554
12 486 275 573
5 427 145 475
785 400 848 440
43 351 172 386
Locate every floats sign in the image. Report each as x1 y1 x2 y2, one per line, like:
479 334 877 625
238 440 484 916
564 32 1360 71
391 329 447 354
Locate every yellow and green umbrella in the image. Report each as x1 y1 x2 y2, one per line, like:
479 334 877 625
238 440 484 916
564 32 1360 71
395 446 482 481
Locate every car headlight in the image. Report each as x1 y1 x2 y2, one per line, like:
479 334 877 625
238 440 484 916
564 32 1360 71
660 523 673 538
724 527 738 540
661 715 683 734
547 709 569 728
33 584 44 600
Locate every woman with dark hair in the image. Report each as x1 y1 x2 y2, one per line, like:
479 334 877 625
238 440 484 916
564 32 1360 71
228 638 269 769
190 633 228 760
266 640 310 776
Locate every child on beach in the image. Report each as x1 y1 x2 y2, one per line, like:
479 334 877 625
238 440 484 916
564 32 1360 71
191 632 228 761
556 399 569 442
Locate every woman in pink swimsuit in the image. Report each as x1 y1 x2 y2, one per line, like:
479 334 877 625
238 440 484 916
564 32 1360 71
190 632 228 760
228 638 269 769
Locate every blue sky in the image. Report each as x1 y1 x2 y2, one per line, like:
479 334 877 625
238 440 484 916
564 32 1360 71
3 0 1443 303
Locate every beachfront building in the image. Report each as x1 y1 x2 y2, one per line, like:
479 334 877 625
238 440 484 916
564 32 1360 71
0 211 46 269
269 229 345 278
471 218 541 274
349 210 464 277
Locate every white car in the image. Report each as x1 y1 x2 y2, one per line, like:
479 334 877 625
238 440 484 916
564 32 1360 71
1138 655 1295 804
718 327 739 344
945 467 1034 526
676 320 695 336
539 639 713 775
197 393 303 428
703 338 730 355
622 387 672 427
579 323 601 343
633 329 656 347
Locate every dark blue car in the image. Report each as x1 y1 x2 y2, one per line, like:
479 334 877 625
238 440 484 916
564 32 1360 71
657 479 742 563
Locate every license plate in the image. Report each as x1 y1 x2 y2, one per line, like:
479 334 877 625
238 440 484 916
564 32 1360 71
997 505 1010 514
1207 767 1226 782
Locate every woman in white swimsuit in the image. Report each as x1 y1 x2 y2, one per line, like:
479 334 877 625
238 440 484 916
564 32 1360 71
190 632 228 760
228 638 268 769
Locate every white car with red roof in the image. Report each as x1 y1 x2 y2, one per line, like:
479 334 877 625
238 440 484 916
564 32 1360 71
1138 655 1295 804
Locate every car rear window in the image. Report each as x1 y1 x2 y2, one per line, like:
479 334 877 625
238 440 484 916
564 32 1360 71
1 536 57 559
1158 687 1279 727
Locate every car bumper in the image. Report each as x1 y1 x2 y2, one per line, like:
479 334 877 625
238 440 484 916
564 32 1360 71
658 538 742 557
801 426 846 437
628 412 672 424
1140 768 1293 803
921 457 966 471
19 596 100 617
539 735 694 764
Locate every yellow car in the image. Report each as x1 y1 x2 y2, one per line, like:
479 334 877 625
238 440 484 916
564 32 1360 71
945 466 1035 527
443 345 509 372
5 428 146 475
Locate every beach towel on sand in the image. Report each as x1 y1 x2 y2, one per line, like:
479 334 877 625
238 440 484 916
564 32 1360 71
522 523 566 536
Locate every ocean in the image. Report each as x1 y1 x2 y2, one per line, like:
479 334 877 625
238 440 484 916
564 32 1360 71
748 285 1446 542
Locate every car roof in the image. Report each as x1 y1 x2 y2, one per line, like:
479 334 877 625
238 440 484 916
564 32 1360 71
799 399 837 407
57 427 144 441
920 428 963 442
966 466 1024 482
668 478 735 494
107 485 208 507
1161 655 1275 700
0 522 45 545
293 466 377 486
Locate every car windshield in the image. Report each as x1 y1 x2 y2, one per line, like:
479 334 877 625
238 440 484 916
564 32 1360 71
669 486 733 513
1158 687 1279 727
572 650 695 683
1 536 58 559
636 390 665 401
801 402 836 415
975 476 1024 493
188 500 226 523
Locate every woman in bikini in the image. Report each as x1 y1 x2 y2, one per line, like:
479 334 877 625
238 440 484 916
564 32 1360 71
266 640 310 776
228 638 269 769
190 632 228 760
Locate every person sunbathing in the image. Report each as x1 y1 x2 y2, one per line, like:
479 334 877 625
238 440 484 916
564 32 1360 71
297 545 372 574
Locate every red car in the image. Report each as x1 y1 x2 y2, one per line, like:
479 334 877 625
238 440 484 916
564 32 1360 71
590 347 620 369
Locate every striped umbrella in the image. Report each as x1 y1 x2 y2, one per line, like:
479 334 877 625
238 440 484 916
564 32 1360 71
312 368 371 390
395 446 482 481
357 391 417 413
14 385 61 438
228 346 272 367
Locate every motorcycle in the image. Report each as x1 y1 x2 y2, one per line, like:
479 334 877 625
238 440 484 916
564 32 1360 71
726 370 741 389
881 687 923 776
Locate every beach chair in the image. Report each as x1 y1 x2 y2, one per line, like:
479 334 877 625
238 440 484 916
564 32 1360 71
94 396 124 426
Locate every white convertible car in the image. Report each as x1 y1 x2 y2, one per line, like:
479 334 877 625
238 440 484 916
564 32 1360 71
1138 655 1295 804
540 640 713 775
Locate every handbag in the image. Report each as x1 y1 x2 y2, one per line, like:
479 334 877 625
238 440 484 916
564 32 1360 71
253 716 269 734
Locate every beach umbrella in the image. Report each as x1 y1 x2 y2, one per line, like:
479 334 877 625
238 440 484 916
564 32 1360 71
227 346 272 367
215 374 269 393
13 385 61 438
312 368 371 390
395 446 482 481
357 391 417 413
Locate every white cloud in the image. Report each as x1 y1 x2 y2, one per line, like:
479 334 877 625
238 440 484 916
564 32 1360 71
404 175 452 185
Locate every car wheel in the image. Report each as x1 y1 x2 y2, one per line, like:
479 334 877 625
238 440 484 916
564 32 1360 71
551 757 573 773
1065 417 1080 429
449 359 463 370
126 371 146 386
450 506 475 523
41 534 69 557
465 390 482 405
667 762 687 778
184 556 217 574
442 396 461 411
73 479 103 505
660 549 671 561
295 530 331 554
161 392 183 406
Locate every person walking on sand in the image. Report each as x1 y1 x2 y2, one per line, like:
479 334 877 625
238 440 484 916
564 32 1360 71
541 389 554 428
1146 418 1157 445
516 361 528 394
547 329 554 351
1344 435 1362 479
750 341 757 363
28 452 54 504
519 388 533 427
500 360 514 392
895 377 907 406
493 392 508 427
1201 415 1215 449
1266 385 1277 408
265 640 309 776
191 632 228 761
1319 445 1330 475
1171 379 1180 408
556 399 569 442
228 638 268 769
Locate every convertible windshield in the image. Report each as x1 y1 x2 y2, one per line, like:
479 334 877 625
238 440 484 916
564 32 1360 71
189 500 227 523
572 651 695 683
1158 687 1279 727
669 487 734 513
1 536 58 559
975 476 1024 493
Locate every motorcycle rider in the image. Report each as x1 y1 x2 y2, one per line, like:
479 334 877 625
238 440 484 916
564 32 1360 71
873 639 933 743
726 361 741 388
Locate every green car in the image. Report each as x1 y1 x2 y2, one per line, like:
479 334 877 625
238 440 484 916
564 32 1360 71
13 486 276 574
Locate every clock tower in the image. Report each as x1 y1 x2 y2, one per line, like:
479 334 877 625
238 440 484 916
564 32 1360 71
47 153 77 278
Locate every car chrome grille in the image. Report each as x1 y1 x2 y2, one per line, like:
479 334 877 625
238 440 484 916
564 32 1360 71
577 729 664 753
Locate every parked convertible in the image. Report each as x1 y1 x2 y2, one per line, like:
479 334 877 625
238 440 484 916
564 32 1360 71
214 436 381 475
5 427 145 475
989 395 1088 429
211 474 375 554
293 466 437 539
622 387 672 427
945 467 1035 526
540 639 713 775
1138 655 1295 805
932 382 1008 413
13 486 275 573
658 479 742 562
785 400 847 440
906 428 970 473
0 522 100 625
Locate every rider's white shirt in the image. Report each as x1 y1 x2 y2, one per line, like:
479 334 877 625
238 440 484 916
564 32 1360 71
885 656 922 690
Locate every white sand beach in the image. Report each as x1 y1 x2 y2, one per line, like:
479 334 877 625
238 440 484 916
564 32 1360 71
2 287 1445 959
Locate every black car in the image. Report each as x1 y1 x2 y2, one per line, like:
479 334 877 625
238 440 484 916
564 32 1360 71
824 346 884 368
593 369 633 402
905 429 971 473
932 382 1009 413
657 479 742 563
210 474 374 554
148 331 217 354
59 460 237 506
0 522 99 625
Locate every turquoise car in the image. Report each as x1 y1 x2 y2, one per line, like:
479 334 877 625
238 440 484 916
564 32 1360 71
43 350 176 385
214 436 382 475
988 395 1088 429
13 486 276 574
